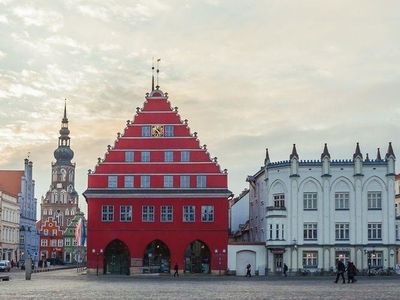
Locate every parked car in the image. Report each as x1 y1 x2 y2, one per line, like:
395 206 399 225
0 260 11 272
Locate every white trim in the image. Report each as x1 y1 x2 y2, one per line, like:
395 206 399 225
85 193 230 199
90 172 225 176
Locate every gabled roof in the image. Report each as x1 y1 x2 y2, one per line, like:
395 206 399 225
0 170 24 197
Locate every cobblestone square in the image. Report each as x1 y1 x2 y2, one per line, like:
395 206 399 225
1 269 400 300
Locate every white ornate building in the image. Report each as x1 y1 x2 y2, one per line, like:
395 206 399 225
0 191 20 262
247 143 399 274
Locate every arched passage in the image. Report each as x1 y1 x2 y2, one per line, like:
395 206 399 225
104 239 130 275
143 240 170 273
184 240 211 273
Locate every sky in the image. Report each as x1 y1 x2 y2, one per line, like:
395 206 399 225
0 0 399 217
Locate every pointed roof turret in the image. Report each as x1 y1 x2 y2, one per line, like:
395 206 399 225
321 143 331 160
353 142 363 160
264 148 270 165
290 144 299 160
365 153 370 162
376 148 382 161
385 142 396 160
54 100 74 165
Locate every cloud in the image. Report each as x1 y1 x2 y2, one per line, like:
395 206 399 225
12 6 63 32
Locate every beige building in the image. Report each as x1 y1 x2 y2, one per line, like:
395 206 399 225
0 191 20 262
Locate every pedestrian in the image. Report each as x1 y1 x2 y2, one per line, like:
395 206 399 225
283 263 288 277
246 264 251 277
173 263 179 277
11 259 15 268
334 259 346 284
347 261 358 283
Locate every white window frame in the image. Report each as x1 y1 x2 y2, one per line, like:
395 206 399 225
303 192 317 210
141 175 150 188
196 175 206 188
102 205 114 222
164 125 174 137
368 191 382 210
183 205 195 222
201 205 214 222
335 223 350 240
41 239 48 247
303 223 318 240
180 175 190 188
141 151 150 162
181 151 190 162
164 175 173 188
120 205 132 222
125 151 134 162
124 176 134 188
142 205 154 222
368 251 383 267
302 251 318 268
335 192 349 210
164 151 173 162
160 205 173 222
368 223 382 240
273 193 285 208
108 176 118 188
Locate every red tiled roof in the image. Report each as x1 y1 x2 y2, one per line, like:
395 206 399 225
0 170 24 197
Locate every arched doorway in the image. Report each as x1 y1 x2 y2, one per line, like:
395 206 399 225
184 240 211 273
143 240 170 273
236 250 256 276
104 240 130 275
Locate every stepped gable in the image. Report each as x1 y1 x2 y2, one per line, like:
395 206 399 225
90 87 227 191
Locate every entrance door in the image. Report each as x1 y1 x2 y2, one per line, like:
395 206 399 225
274 254 283 273
236 250 256 276
143 240 170 273
104 240 130 275
184 240 211 273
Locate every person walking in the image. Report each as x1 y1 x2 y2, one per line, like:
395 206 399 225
283 263 288 277
334 259 346 284
173 263 179 277
246 264 251 277
347 261 358 283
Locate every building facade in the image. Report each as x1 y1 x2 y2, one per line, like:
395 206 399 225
0 191 20 262
0 158 38 263
229 189 250 242
63 212 86 264
39 103 81 263
84 84 230 275
36 218 63 262
247 143 399 274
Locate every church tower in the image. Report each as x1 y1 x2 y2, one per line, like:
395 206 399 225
41 102 80 231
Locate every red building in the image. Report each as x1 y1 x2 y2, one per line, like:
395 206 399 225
84 84 230 275
36 217 63 263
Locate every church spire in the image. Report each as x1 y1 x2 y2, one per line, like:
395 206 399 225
54 100 74 165
376 148 382 161
385 142 396 160
290 144 299 160
321 143 331 160
353 142 363 160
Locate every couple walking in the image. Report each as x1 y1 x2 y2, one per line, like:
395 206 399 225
335 259 358 283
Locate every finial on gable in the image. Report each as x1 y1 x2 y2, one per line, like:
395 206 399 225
376 148 382 161
385 142 396 160
290 144 299 160
321 143 330 160
353 142 363 160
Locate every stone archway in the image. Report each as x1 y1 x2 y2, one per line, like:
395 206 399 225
104 239 130 275
184 240 211 273
143 240 170 273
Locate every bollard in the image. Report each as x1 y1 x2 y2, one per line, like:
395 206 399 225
25 257 32 280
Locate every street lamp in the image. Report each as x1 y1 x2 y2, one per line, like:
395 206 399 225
364 249 376 276
214 249 226 275
92 248 103 276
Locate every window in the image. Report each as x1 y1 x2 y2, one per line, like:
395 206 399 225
108 176 118 188
165 151 173 162
335 192 349 210
335 223 349 240
120 205 132 222
303 223 317 240
65 238 71 246
368 251 383 267
141 175 150 188
181 151 190 162
102 205 114 222
161 205 173 222
183 206 195 222
396 225 400 240
142 126 151 137
196 175 206 188
124 176 134 188
282 224 285 240
51 239 57 247
141 151 150 162
273 194 285 208
335 251 350 265
142 206 154 222
164 125 174 137
368 223 382 240
44 229 48 236
201 205 214 222
269 224 273 240
164 175 173 188
303 193 317 210
58 239 63 247
302 251 318 268
125 151 134 162
41 239 48 247
368 192 382 210
52 229 57 236
275 224 280 240
180 176 190 188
